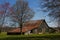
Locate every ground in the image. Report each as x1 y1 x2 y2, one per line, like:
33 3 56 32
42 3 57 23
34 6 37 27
0 32 60 40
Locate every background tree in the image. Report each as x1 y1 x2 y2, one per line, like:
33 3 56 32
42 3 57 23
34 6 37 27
39 0 60 28
0 2 12 32
9 0 35 34
0 3 8 32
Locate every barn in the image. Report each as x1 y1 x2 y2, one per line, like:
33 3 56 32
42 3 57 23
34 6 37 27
7 20 56 35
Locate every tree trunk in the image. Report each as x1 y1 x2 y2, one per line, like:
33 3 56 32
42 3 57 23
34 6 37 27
20 23 22 35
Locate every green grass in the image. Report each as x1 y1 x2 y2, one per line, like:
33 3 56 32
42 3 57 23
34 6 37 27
0 32 60 40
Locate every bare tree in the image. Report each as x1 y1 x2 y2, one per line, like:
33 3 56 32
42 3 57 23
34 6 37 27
39 0 60 27
0 2 11 32
9 0 35 34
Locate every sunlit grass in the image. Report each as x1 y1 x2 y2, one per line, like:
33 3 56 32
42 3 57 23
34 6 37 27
0 32 60 40
0 32 60 37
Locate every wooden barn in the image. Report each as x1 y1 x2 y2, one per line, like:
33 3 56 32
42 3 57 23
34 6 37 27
7 20 56 35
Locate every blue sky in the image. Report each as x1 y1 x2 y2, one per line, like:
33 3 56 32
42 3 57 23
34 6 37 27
0 0 57 27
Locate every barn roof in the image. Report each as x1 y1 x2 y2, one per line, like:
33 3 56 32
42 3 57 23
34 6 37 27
8 20 47 33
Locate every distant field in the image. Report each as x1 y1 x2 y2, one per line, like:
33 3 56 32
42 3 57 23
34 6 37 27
0 32 60 40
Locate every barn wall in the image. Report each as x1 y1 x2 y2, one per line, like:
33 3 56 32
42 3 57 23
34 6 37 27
32 29 38 34
25 31 31 35
37 21 49 33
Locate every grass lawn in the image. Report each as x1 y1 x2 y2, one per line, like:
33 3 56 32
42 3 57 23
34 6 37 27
0 32 60 40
